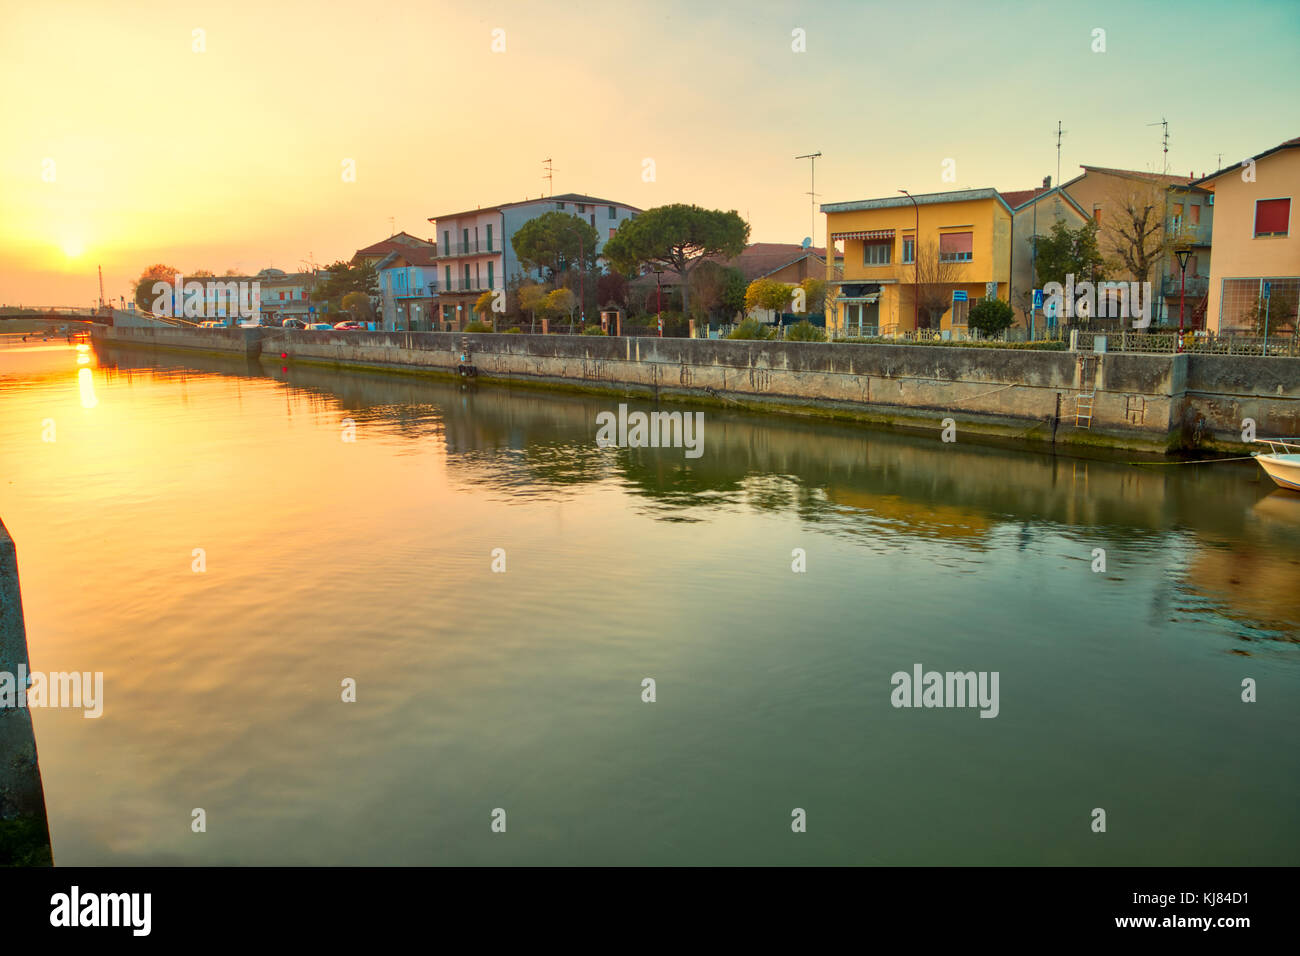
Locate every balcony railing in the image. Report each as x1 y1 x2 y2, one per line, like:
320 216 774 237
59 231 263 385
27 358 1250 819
1161 275 1210 297
436 240 499 258
1167 222 1212 246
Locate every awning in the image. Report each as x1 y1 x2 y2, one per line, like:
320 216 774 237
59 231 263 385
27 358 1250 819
836 282 881 300
830 228 895 241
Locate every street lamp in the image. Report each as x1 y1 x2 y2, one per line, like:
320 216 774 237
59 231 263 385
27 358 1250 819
1174 247 1192 351
899 189 920 333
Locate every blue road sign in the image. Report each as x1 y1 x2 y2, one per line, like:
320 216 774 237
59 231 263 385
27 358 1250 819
952 290 968 302
1263 281 1271 299
1033 289 1044 310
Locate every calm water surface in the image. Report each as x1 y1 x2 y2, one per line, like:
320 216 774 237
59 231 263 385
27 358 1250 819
1 337 1297 864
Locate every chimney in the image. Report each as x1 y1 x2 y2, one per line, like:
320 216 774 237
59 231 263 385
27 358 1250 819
1043 176 1052 189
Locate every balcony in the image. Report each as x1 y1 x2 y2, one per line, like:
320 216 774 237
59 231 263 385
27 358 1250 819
1161 275 1210 297
1167 222 1212 246
436 240 500 258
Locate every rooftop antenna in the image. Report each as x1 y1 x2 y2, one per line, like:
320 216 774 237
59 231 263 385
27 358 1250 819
388 216 395 236
795 151 822 247
1055 121 1067 188
542 158 553 198
1147 118 1169 174
1216 152 1223 171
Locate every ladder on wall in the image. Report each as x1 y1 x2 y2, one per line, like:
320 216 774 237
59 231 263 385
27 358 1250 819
1075 354 1097 428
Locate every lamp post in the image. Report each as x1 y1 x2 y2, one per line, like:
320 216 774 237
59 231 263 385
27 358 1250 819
1174 247 1191 351
899 189 919 333
654 270 664 337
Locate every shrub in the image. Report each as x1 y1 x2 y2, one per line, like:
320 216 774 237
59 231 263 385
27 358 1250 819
784 320 826 342
581 324 607 335
505 327 522 334
967 298 1016 337
727 317 775 340
463 321 491 333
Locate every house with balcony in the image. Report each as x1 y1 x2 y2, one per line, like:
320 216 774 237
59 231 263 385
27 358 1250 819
1191 136 1299 334
428 193 640 331
375 246 439 331
256 269 319 324
821 188 1013 336
1061 166 1214 328
999 180 1090 331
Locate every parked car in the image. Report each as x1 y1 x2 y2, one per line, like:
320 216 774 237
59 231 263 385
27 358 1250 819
282 319 306 329
306 323 333 331
332 321 363 330
197 320 227 329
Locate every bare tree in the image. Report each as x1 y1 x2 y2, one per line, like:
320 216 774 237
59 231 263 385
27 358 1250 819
1101 179 1166 286
911 240 963 329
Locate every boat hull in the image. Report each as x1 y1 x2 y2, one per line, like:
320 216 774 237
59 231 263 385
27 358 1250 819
1255 453 1300 491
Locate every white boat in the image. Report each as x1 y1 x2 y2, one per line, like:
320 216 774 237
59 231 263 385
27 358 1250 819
1253 438 1300 491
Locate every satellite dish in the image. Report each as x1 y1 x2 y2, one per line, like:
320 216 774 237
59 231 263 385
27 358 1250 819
801 237 812 248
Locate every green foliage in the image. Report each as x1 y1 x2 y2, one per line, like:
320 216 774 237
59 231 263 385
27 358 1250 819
745 277 794 315
720 267 747 319
464 320 491 332
784 320 826 342
341 291 374 322
0 816 52 867
544 287 577 318
727 317 775 340
1033 220 1106 288
505 326 522 333
797 278 829 316
581 324 607 335
603 204 750 315
133 263 179 311
839 336 1067 350
312 261 378 316
511 212 599 279
967 297 1016 337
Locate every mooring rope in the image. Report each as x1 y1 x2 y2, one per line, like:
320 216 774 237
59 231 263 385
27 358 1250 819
1125 456 1256 466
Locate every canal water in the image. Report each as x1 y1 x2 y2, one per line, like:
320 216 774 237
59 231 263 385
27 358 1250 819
1 338 1296 865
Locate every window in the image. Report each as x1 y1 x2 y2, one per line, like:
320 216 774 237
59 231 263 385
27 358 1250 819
443 231 449 254
609 227 616 239
486 224 493 251
462 228 469 252
1254 198 1291 237
863 241 891 265
487 262 494 289
577 204 586 213
557 202 565 210
590 213 596 227
901 237 915 264
1171 203 1184 232
1092 204 1102 225
939 232 973 262
1189 204 1200 225
608 206 616 219
1188 255 1199 277
444 267 451 291
951 296 980 326
463 265 471 288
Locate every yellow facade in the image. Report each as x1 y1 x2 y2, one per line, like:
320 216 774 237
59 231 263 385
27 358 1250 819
823 190 1013 336
1197 141 1300 332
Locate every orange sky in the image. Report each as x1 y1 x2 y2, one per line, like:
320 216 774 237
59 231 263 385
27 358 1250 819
2 0 1297 305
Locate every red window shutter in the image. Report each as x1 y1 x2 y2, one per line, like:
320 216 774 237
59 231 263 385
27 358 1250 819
940 232 973 254
1255 198 1290 235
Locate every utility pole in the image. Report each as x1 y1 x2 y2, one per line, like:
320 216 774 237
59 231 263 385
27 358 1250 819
97 265 106 310
795 152 822 247
1055 121 1067 189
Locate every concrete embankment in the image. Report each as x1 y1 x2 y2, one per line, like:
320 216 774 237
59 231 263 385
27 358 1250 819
0 520 52 866
90 325 1300 454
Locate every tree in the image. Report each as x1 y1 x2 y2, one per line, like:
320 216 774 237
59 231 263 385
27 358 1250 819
745 278 794 320
518 284 548 330
512 212 599 282
797 277 828 317
1243 286 1299 335
311 260 378 311
544 288 576 322
967 298 1015 337
727 317 774 340
687 259 728 320
133 263 179 311
910 241 963 329
596 271 628 310
1100 179 1165 286
720 267 747 320
341 291 375 323
192 269 215 278
602 204 749 316
785 320 826 342
1034 219 1107 289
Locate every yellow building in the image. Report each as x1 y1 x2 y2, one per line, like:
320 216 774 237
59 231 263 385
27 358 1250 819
821 188 1013 337
1192 136 1300 333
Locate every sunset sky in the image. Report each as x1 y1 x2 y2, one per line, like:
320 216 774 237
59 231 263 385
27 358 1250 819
2 0 1297 305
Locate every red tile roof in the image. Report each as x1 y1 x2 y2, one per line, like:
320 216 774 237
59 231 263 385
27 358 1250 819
352 232 436 260
998 187 1050 209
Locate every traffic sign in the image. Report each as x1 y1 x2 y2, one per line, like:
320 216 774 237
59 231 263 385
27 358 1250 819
952 290 968 302
1033 289 1044 310
1263 281 1271 299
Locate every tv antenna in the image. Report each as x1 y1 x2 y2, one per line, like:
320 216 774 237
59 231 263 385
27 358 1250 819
542 158 553 197
1147 118 1169 174
388 216 395 236
795 151 822 247
1055 121 1067 188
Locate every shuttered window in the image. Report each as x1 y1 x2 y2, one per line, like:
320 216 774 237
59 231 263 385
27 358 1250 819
1254 198 1290 237
939 232 973 262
